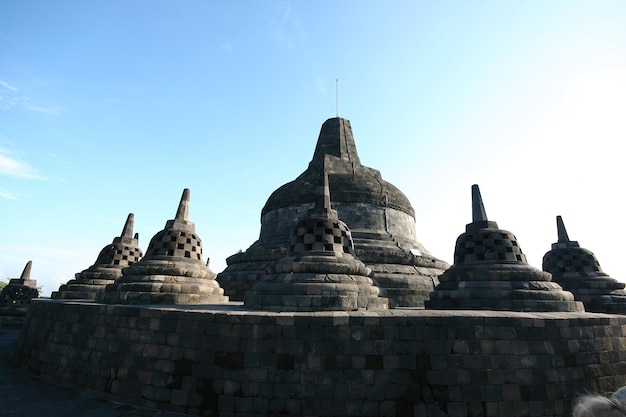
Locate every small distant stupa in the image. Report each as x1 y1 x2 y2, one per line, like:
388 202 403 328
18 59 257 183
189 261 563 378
0 260 39 311
51 213 143 300
543 216 626 313
245 172 388 311
426 185 583 312
99 189 228 304
218 117 448 307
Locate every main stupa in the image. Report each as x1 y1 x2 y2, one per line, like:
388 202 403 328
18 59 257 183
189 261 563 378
217 117 448 307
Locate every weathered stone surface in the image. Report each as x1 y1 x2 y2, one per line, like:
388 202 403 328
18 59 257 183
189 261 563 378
218 117 448 306
51 213 143 300
245 173 387 311
426 185 583 312
99 189 228 305
543 215 626 313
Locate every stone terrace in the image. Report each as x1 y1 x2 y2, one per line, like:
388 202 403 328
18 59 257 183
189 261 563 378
16 299 626 417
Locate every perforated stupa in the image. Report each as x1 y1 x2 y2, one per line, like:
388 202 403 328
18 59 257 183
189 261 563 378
245 172 387 311
99 189 228 304
0 260 39 311
543 215 626 313
426 185 583 312
218 117 448 307
52 213 142 300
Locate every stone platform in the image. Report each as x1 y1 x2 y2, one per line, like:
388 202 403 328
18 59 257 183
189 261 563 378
15 299 626 417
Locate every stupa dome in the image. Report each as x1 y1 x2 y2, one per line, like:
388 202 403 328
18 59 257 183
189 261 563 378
51 213 143 300
262 119 414 218
245 173 387 311
99 189 228 304
543 216 626 313
218 117 448 307
426 185 583 312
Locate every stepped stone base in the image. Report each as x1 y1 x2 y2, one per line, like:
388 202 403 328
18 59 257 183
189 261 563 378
15 299 626 417
426 264 584 312
99 275 228 305
52 278 116 300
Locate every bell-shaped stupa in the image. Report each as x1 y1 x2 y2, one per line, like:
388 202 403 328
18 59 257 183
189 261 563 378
99 189 228 304
425 185 583 312
0 260 39 311
51 213 142 300
542 216 626 313
245 172 387 311
218 117 448 307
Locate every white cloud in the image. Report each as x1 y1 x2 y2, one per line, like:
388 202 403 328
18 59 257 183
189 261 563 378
264 0 303 49
220 41 233 54
0 190 17 199
0 147 44 179
24 103 63 115
0 80 17 92
0 94 28 110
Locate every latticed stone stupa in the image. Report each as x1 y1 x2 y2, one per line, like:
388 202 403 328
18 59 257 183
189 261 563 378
245 172 388 311
51 213 142 300
426 185 583 312
218 117 448 307
99 189 228 304
0 260 39 311
543 215 626 313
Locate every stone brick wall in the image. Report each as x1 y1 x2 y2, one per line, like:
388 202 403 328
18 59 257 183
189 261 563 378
16 300 626 417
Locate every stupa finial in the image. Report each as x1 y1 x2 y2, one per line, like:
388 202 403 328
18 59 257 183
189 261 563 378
556 215 570 243
471 184 488 222
175 189 190 221
316 172 332 214
121 213 135 239
20 260 32 280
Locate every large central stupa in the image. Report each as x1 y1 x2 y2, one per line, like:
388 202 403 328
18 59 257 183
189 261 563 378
217 117 448 307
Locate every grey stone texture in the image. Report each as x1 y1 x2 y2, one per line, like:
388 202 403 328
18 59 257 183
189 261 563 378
543 215 626 313
244 173 388 311
51 213 143 300
426 185 584 312
217 117 448 307
98 189 228 305
16 299 626 417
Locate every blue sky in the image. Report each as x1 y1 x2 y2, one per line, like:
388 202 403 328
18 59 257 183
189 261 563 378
2 1 625 296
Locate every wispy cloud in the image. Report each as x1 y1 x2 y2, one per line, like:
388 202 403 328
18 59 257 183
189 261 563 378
0 79 63 115
0 190 18 200
0 147 45 180
0 80 17 92
264 1 303 49
24 103 63 115
220 41 233 54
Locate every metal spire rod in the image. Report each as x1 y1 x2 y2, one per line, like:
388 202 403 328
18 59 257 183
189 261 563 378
336 78 339 117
